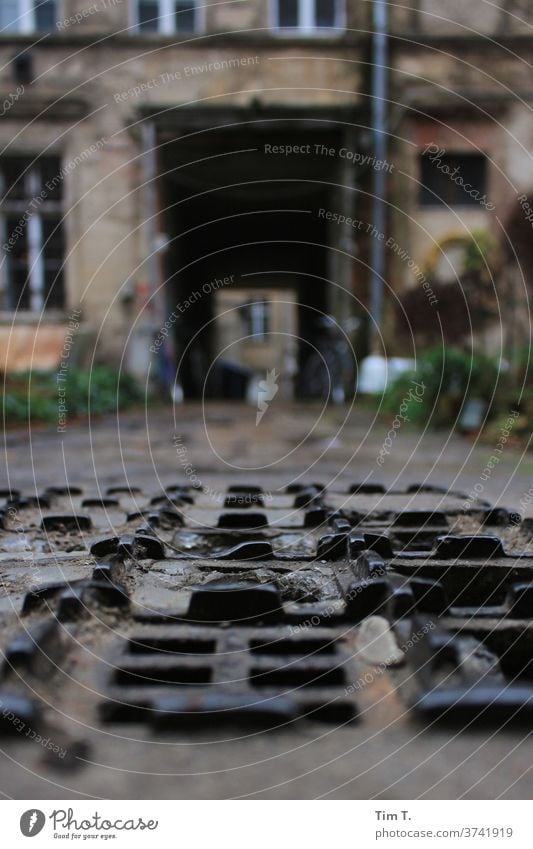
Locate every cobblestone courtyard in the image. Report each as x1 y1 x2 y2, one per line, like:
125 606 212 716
4 403 532 513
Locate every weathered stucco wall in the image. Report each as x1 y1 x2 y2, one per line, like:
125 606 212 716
0 0 531 364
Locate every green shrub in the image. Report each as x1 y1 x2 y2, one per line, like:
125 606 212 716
381 347 501 428
2 367 145 425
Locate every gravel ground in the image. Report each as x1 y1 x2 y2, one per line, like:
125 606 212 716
3 403 532 509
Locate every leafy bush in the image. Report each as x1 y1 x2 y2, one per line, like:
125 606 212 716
394 230 501 349
379 375 430 426
2 367 145 425
512 346 533 389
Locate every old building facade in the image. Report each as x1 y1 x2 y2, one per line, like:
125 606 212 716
0 0 531 391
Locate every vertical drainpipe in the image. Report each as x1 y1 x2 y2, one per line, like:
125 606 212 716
126 120 166 381
369 0 389 353
140 120 164 327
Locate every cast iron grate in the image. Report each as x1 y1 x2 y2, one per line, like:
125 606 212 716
99 624 357 727
1 479 533 752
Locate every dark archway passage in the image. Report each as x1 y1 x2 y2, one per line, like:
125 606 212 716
158 121 356 397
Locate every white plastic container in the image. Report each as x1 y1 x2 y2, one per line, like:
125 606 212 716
357 356 415 394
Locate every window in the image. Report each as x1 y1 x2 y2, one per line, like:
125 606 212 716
135 0 200 34
272 0 344 32
0 157 65 312
34 0 56 30
419 152 488 207
0 0 57 33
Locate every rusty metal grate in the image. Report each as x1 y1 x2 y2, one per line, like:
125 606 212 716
2 479 533 763
98 621 356 727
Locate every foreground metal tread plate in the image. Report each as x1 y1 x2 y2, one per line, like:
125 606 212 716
1 480 533 793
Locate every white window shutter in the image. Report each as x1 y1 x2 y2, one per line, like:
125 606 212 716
0 1 21 32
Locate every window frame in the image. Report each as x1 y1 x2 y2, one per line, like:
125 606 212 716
0 0 59 34
0 157 65 314
269 0 346 35
241 300 270 343
419 151 489 209
132 0 205 35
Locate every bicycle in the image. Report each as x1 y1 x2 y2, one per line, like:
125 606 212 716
299 315 359 402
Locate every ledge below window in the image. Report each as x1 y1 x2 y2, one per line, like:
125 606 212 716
0 311 69 325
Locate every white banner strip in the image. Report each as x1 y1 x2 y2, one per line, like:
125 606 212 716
1 800 530 848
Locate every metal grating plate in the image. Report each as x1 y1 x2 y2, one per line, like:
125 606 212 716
2 480 533 786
